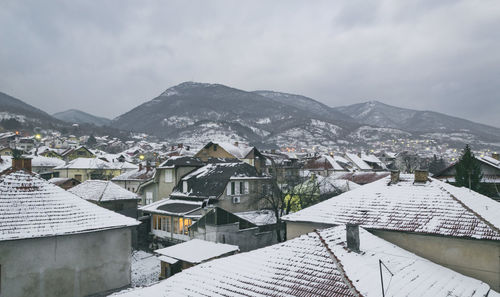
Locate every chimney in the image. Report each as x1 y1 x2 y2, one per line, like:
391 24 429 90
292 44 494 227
12 157 32 172
234 141 239 147
492 153 499 161
146 161 151 172
357 152 361 158
271 149 276 154
139 163 143 171
414 169 428 183
178 143 183 148
186 145 190 151
346 224 360 253
390 170 400 184
171 145 175 150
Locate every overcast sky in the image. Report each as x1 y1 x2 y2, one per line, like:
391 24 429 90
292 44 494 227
1 0 499 127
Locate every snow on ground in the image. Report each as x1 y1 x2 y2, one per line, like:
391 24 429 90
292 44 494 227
131 250 161 287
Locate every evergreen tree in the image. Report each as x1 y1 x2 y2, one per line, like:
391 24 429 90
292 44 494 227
454 145 483 192
86 134 97 147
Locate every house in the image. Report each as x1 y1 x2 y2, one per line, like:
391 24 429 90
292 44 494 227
434 153 500 199
0 170 139 297
69 180 141 218
344 152 372 171
302 154 346 177
141 162 274 245
282 171 500 290
112 163 156 194
360 153 386 170
113 225 497 297
190 207 280 252
0 146 14 156
48 177 81 190
136 157 203 205
194 142 266 173
29 155 65 179
262 151 301 190
60 145 95 161
154 239 239 279
53 157 122 182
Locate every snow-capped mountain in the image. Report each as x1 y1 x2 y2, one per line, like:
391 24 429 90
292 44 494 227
334 101 500 143
53 109 111 127
111 82 359 147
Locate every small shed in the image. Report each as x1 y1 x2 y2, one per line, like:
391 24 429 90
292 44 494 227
155 239 239 279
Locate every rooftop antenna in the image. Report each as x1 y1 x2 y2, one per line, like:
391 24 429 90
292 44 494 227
379 259 394 297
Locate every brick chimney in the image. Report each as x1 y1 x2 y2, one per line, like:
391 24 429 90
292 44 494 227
12 157 32 172
492 153 499 161
390 170 400 184
346 224 360 253
178 143 183 148
414 169 428 183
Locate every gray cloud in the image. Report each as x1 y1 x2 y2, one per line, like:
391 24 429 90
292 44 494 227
0 0 499 127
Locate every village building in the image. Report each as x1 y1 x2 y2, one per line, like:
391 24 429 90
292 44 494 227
262 151 301 190
48 177 81 190
154 239 239 279
112 163 156 194
0 146 14 156
140 162 274 246
302 154 347 177
136 156 203 205
189 207 280 252
53 157 123 182
60 145 95 161
113 225 497 297
434 153 500 200
29 155 65 179
0 170 139 297
194 141 266 173
69 180 141 218
344 152 373 171
282 171 500 290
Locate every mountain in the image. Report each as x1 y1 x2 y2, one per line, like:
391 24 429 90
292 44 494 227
0 91 128 139
53 109 111 126
0 91 66 130
111 82 359 147
334 101 500 143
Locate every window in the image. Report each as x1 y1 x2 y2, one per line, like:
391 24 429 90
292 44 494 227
74 174 82 181
146 192 153 204
182 181 188 193
164 169 173 183
166 216 171 232
244 181 249 194
213 144 217 151
173 217 179 234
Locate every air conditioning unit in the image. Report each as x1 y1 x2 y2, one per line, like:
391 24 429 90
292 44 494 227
232 196 241 204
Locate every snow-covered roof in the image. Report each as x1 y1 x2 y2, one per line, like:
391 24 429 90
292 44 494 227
158 156 203 169
140 199 202 216
69 180 140 202
305 155 345 171
345 153 372 170
0 156 12 172
360 153 383 164
216 142 254 159
113 226 492 297
54 157 116 170
112 167 156 181
234 209 277 226
112 161 139 170
29 155 65 167
155 239 239 264
0 170 139 241
478 155 500 170
283 175 500 241
171 162 264 199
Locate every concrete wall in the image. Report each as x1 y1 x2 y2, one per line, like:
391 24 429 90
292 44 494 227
370 229 500 291
112 180 143 193
193 223 278 252
286 221 336 240
286 221 500 291
157 167 197 200
218 179 271 213
0 227 133 297
55 168 121 182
